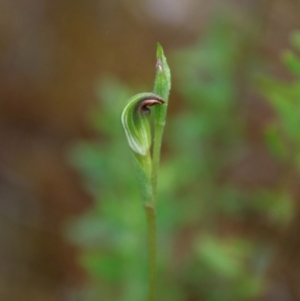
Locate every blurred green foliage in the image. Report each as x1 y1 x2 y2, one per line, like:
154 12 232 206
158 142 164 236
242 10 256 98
67 19 300 300
262 32 300 169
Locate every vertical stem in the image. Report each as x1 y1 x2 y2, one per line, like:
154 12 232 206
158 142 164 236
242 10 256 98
147 44 170 301
144 202 157 301
123 44 170 301
152 125 164 196
134 153 157 301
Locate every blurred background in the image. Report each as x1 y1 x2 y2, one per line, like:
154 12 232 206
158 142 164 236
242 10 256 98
1 0 300 300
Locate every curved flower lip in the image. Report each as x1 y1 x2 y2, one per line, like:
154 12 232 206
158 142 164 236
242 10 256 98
121 93 165 156
134 94 165 116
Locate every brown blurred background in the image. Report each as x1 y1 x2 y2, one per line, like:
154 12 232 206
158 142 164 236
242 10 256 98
0 0 300 300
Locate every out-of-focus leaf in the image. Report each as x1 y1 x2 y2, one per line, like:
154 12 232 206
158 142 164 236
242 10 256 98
80 252 123 282
196 236 251 279
264 124 288 160
282 50 300 77
291 31 300 50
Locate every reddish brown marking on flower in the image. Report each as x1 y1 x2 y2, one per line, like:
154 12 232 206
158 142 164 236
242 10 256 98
136 95 165 116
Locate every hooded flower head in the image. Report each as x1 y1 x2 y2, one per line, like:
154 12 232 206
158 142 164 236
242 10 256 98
121 92 164 156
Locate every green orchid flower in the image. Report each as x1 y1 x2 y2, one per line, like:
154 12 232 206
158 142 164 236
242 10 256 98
121 92 165 156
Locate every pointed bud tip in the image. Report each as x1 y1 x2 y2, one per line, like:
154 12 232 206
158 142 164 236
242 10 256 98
156 43 164 60
154 43 171 93
156 44 165 74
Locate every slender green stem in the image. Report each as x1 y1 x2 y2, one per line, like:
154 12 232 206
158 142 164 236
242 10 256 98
152 124 164 196
144 202 157 301
145 44 170 301
121 44 170 301
134 153 157 301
